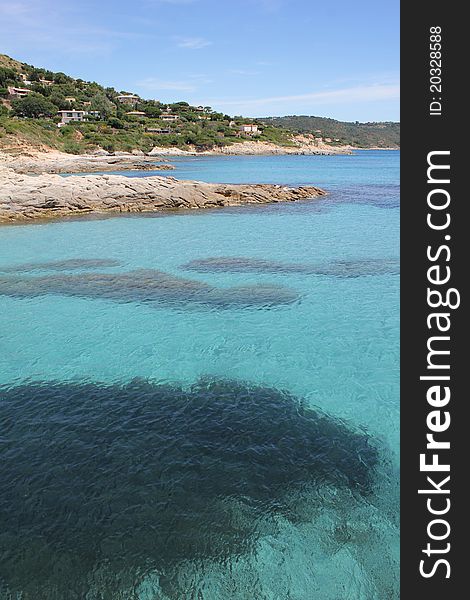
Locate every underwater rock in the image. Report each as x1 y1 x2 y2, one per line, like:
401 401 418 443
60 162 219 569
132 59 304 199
0 258 121 272
0 268 299 309
0 379 378 598
182 256 400 278
183 256 305 274
313 258 400 277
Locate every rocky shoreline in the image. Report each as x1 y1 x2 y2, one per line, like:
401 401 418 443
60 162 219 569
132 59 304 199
0 139 352 176
8 154 176 175
148 140 353 156
0 162 326 223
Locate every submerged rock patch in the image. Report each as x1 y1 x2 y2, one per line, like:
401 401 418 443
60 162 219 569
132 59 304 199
0 268 299 309
0 258 122 272
182 256 400 278
0 378 378 598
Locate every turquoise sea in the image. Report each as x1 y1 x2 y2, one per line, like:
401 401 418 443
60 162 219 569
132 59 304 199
0 150 399 599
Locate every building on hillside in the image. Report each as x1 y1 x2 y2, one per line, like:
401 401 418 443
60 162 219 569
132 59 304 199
19 74 32 86
64 97 76 103
39 79 53 86
126 111 147 116
7 86 31 99
146 127 172 134
195 105 204 111
324 137 332 143
160 114 179 122
239 124 260 135
116 94 140 105
57 110 100 125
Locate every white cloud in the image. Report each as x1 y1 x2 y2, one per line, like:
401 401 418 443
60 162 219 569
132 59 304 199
229 69 260 76
0 0 41 27
0 1 147 55
136 77 196 91
176 36 212 49
209 83 400 109
0 1 31 17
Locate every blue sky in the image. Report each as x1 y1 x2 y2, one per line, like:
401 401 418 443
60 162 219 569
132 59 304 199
0 0 399 121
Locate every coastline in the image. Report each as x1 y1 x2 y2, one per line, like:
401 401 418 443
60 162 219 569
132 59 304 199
147 140 355 156
0 143 398 177
0 139 354 169
0 162 326 224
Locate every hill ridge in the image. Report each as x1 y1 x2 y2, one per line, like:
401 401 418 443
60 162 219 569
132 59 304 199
1 53 399 153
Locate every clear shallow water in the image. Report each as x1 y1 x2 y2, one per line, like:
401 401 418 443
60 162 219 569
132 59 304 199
0 151 399 599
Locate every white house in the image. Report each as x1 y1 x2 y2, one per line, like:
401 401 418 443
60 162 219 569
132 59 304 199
239 124 260 135
160 114 179 122
19 74 32 86
146 127 172 134
7 86 31 99
116 94 140 105
57 110 100 125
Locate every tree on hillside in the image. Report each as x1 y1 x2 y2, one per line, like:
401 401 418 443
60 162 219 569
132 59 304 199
0 67 18 87
104 87 118 100
107 117 124 129
11 93 57 118
29 69 44 82
30 82 51 95
87 82 104 96
90 93 115 117
53 83 77 97
142 105 161 118
48 90 67 108
53 72 72 85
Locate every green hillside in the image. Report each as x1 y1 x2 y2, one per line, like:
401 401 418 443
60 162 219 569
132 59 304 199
0 54 399 154
0 54 297 154
259 116 400 148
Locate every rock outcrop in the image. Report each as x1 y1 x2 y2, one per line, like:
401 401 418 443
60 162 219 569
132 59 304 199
0 165 326 223
5 154 175 175
148 140 353 156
